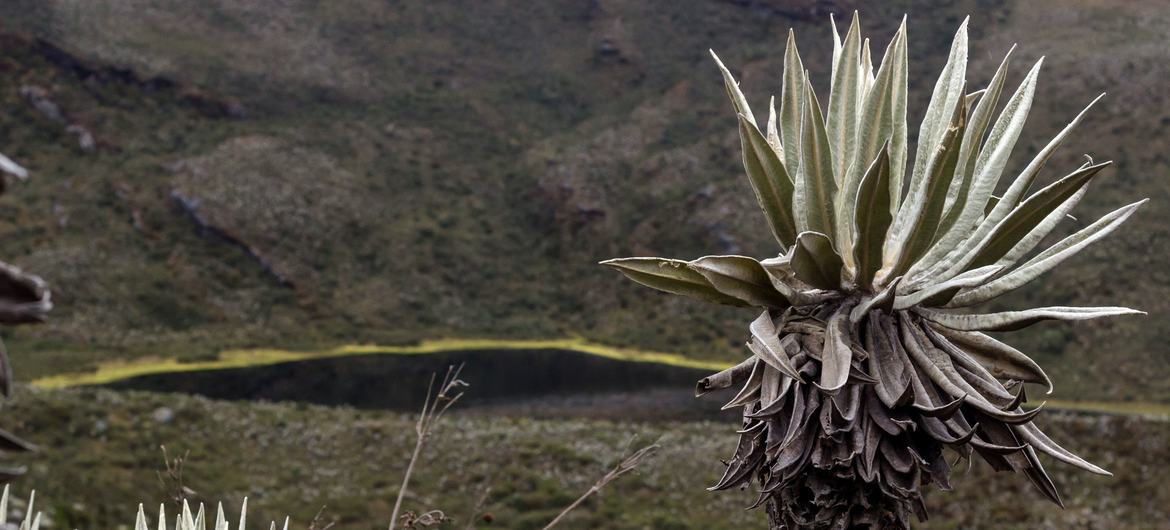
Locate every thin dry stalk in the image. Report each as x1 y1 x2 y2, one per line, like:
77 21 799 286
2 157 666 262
388 364 468 530
307 505 336 530
541 438 660 530
156 445 196 505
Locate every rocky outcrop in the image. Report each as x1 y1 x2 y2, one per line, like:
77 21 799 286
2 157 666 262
30 36 246 119
168 135 376 291
19 84 96 151
170 188 293 288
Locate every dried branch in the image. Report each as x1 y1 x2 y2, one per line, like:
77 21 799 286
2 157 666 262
388 364 468 530
542 437 660 530
396 510 448 528
307 505 336 530
157 445 196 506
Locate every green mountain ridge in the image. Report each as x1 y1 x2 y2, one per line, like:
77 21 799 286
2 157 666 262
0 0 1167 402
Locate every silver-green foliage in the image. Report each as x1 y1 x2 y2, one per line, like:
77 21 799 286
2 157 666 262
133 498 289 530
602 12 1144 525
608 15 1142 317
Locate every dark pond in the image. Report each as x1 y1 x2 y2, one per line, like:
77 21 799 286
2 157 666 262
103 349 740 422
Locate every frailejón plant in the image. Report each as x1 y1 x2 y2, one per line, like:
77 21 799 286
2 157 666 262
1 485 43 530
133 498 290 530
602 13 1145 529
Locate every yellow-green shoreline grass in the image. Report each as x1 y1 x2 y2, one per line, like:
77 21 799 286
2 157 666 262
30 337 1170 420
29 337 730 389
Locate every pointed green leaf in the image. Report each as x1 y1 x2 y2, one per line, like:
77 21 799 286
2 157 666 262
738 114 798 248
993 185 1087 268
710 50 755 126
929 58 1043 276
966 161 1109 269
852 20 907 199
780 29 806 173
887 17 909 213
908 47 1015 279
860 37 874 94
765 96 781 152
829 14 843 80
600 258 747 307
791 231 844 290
917 306 1143 332
797 77 837 238
988 93 1105 222
950 200 1146 307
851 145 893 288
902 17 967 225
828 12 862 187
886 102 967 280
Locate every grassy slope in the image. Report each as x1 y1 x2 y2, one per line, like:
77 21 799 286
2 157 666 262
4 386 1168 529
0 0 1167 402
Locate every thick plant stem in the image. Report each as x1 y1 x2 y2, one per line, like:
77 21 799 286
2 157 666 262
763 479 911 530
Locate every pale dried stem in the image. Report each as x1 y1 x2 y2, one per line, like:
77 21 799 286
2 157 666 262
541 438 659 530
388 364 467 530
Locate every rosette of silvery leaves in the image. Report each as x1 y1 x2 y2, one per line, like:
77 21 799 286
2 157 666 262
603 13 1144 529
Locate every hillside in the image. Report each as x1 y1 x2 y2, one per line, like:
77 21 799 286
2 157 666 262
0 0 1167 402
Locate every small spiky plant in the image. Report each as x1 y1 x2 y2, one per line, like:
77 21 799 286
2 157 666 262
133 498 290 530
602 13 1145 530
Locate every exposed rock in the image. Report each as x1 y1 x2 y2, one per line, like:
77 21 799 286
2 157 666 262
169 135 376 292
31 36 246 119
171 188 294 288
151 407 175 424
19 84 96 152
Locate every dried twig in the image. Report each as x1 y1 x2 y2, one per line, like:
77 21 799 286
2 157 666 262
388 364 468 530
307 505 336 530
157 445 197 506
397 510 449 528
542 437 660 530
